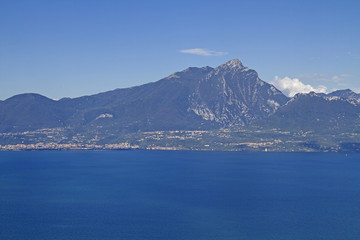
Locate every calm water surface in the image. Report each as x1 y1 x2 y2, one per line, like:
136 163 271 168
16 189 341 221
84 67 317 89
0 151 360 240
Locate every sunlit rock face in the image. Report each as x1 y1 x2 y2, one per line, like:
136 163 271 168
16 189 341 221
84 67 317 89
188 59 289 126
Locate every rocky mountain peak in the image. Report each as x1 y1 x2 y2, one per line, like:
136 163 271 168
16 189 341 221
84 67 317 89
216 59 244 70
327 89 360 105
328 89 356 98
188 59 289 126
294 91 319 98
165 66 213 80
226 58 243 67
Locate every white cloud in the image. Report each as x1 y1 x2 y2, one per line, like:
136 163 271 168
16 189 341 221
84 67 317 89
353 88 360 94
271 76 327 97
179 48 228 56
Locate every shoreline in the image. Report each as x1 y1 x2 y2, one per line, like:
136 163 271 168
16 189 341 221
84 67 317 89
0 146 358 153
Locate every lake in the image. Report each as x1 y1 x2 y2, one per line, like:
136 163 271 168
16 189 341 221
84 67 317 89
0 151 360 240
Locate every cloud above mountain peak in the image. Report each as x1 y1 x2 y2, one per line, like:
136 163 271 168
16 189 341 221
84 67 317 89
272 76 327 97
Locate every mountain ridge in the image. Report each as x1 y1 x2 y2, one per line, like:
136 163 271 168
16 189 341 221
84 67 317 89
0 59 290 132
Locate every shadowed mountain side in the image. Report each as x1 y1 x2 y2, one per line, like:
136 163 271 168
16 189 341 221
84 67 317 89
57 66 217 132
0 94 71 132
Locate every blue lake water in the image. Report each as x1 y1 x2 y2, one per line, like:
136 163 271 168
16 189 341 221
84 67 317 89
0 151 360 240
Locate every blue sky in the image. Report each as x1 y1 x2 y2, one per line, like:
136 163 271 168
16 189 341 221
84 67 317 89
1 0 359 100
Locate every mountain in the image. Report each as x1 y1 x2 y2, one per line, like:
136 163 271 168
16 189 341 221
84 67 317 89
0 94 70 132
325 89 360 105
0 59 289 133
188 59 288 125
260 91 360 132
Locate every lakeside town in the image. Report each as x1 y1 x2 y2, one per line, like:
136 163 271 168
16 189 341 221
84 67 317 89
1 127 360 152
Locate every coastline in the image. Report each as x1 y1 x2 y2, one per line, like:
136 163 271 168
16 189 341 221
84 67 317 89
0 144 357 152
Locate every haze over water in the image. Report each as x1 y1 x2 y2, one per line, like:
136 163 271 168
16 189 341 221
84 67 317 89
1 151 360 240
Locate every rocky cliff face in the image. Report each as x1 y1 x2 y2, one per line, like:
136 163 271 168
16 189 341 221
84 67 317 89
188 59 289 126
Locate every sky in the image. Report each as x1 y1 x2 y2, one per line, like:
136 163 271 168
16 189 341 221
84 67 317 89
1 0 359 100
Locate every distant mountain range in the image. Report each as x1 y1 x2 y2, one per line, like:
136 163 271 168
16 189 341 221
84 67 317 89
260 91 360 132
1 59 360 151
